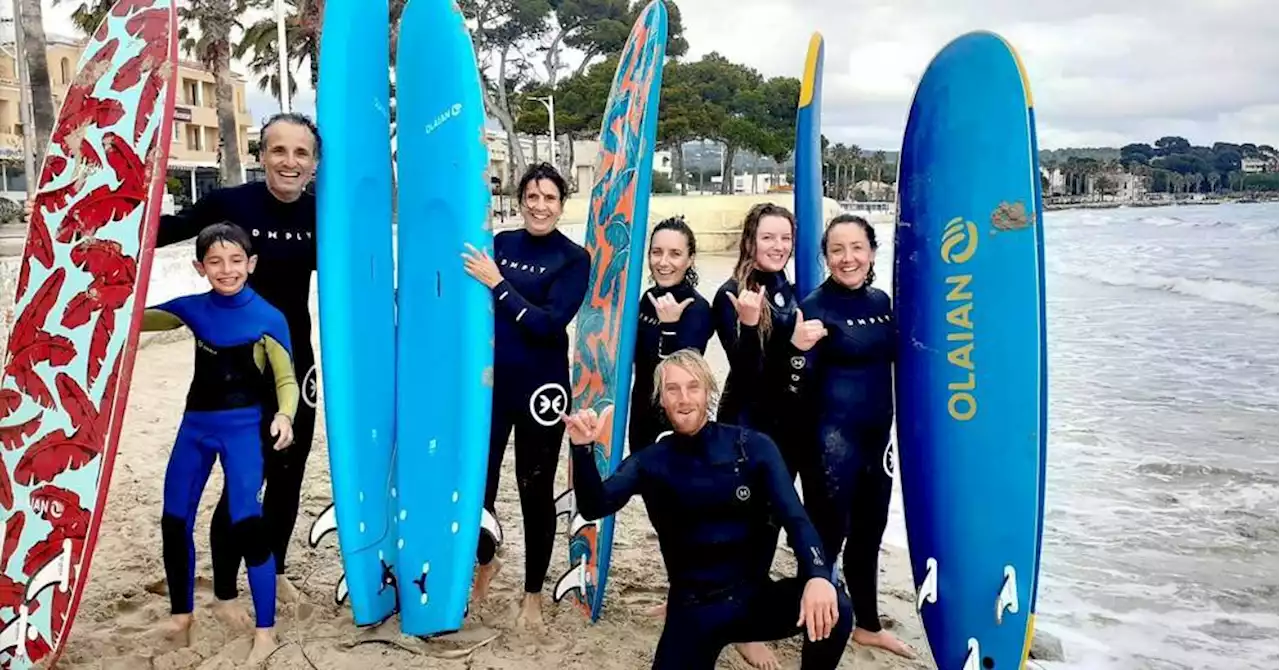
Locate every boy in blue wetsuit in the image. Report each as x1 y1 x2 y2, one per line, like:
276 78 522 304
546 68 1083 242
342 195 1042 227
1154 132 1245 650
562 349 852 670
141 222 297 661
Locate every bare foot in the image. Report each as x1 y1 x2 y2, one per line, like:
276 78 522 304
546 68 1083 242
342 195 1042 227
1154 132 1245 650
853 627 916 659
245 627 280 666
211 598 253 630
157 613 195 647
514 593 545 633
644 602 667 618
734 642 780 670
472 559 502 603
276 574 301 604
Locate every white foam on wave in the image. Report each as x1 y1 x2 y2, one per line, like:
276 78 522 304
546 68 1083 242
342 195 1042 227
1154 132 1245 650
1055 264 1278 314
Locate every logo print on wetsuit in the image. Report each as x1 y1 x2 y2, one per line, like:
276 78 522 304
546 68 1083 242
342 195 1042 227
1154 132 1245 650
528 382 568 427
735 485 751 501
301 365 319 408
882 443 896 478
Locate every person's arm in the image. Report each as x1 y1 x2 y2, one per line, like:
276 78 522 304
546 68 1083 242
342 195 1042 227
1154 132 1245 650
155 189 223 248
712 286 763 374
492 249 590 342
140 308 185 332
750 433 830 582
568 438 644 521
261 334 300 422
659 298 714 358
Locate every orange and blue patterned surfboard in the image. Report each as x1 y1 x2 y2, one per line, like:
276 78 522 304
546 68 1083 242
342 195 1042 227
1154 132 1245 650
0 0 178 666
551 0 668 622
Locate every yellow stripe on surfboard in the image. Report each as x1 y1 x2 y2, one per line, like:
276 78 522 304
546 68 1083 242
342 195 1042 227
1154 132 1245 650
798 32 822 108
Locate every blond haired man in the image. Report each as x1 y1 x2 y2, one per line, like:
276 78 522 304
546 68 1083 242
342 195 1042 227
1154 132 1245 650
563 349 852 669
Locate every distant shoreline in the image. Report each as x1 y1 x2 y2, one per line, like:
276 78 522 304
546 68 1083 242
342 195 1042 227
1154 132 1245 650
1043 196 1278 211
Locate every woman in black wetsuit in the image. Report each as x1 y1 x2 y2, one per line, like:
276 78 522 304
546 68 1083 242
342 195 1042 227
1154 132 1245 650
788 214 915 658
630 217 713 453
462 162 590 631
710 202 805 668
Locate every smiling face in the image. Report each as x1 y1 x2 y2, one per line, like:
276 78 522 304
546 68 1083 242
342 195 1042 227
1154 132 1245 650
753 214 794 273
648 229 693 288
824 220 876 289
521 178 564 236
262 120 318 202
659 360 711 435
194 240 256 295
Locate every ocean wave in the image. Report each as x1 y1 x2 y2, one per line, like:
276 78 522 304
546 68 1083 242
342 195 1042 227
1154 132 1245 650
1135 462 1279 487
1052 265 1279 313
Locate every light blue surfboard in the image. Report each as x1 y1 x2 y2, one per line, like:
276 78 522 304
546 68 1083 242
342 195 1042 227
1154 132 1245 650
793 32 825 297
551 0 668 623
312 0 399 626
393 0 494 637
893 30 1047 670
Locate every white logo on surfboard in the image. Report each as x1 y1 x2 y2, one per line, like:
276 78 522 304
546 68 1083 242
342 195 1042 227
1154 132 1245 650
425 103 463 134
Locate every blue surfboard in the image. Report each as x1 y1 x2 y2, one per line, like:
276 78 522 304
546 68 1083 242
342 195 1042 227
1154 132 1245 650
393 0 494 637
793 32 825 297
551 0 668 622
312 0 399 626
893 30 1048 670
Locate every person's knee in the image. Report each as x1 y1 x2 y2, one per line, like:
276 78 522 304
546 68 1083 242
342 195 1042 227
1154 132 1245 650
234 515 273 567
161 513 189 543
834 588 855 638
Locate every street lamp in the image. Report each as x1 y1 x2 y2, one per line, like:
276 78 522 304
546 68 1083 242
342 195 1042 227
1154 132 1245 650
530 94 555 168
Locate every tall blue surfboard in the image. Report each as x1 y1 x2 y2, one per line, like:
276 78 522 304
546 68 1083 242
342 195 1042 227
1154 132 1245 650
893 31 1047 670
793 32 825 297
312 0 399 626
393 0 494 637
551 0 668 622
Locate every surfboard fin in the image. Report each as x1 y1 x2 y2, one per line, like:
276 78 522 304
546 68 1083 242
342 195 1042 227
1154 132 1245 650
916 556 938 611
480 508 503 547
335 573 349 605
25 538 72 601
552 559 589 603
996 564 1019 624
553 489 576 530
962 638 981 670
309 503 338 548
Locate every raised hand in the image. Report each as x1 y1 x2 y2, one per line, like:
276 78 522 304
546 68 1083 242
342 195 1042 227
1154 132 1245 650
789 308 828 352
726 287 765 327
648 292 694 324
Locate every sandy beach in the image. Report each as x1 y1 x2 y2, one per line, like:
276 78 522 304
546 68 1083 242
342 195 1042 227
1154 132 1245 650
5 249 937 670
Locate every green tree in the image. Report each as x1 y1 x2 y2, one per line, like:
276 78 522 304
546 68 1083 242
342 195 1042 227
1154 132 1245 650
235 0 325 100
180 0 250 185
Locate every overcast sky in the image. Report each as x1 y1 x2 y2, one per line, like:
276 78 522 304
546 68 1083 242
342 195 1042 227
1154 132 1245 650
38 0 1280 151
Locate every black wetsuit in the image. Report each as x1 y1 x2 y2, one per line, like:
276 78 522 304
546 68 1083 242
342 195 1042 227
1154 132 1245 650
628 280 713 452
789 278 896 632
477 227 590 593
571 421 853 669
712 270 803 476
156 181 317 599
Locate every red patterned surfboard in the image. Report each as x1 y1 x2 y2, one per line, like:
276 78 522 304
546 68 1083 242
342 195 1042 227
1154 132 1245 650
0 1 177 666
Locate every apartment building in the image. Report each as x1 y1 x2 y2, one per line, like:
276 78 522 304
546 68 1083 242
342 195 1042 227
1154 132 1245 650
0 28 254 205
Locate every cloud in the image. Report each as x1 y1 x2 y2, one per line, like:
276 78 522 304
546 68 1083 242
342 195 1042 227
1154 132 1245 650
34 0 1279 151
677 0 1279 149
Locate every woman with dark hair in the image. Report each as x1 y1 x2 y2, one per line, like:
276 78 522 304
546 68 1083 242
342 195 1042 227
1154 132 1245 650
462 162 590 631
148 111 322 626
787 214 915 658
629 217 714 453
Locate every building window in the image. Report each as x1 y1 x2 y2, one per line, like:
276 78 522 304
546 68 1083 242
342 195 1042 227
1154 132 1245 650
59 58 71 85
186 125 203 151
173 122 182 144
183 79 200 106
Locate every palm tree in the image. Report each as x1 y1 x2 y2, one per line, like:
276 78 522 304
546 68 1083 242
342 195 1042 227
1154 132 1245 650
179 0 249 185
17 0 55 171
235 0 322 100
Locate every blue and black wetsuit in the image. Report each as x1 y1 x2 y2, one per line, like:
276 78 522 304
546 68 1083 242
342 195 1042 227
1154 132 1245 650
629 281 713 452
142 286 299 629
157 181 317 599
477 227 590 593
712 270 803 476
570 421 852 669
788 278 896 632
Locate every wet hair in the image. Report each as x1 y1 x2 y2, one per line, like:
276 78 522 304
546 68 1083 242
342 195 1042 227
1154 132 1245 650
517 162 569 203
195 222 253 261
653 348 720 408
822 214 878 286
261 111 322 159
649 216 699 287
731 202 796 340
